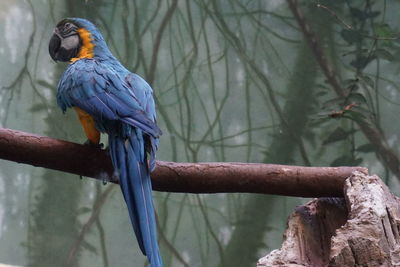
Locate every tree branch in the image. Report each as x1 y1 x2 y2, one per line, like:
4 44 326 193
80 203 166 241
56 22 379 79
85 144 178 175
0 128 367 197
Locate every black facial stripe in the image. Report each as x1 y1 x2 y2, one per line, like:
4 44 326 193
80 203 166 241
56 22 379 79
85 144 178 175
58 25 78 37
63 31 78 37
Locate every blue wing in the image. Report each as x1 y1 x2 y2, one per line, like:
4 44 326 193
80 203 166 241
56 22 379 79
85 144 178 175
57 60 162 139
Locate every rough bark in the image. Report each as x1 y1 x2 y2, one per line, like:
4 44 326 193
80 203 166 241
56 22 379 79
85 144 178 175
257 171 400 267
0 128 367 197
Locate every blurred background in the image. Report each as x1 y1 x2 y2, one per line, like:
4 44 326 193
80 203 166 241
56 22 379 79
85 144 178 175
1 0 400 266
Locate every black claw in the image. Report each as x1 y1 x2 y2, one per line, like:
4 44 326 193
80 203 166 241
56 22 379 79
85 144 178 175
83 140 104 149
83 139 91 146
104 146 110 156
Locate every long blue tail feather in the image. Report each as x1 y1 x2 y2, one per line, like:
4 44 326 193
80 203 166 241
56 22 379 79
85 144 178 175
109 133 162 267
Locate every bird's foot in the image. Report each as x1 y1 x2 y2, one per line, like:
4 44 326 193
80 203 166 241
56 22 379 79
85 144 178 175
103 146 110 156
83 139 104 149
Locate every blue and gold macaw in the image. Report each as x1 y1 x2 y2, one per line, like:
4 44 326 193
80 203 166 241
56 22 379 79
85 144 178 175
49 18 163 267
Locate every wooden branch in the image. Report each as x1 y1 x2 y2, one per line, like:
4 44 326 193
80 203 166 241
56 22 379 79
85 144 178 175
0 128 367 197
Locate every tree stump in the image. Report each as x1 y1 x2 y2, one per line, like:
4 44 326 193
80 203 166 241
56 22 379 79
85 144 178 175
257 171 400 267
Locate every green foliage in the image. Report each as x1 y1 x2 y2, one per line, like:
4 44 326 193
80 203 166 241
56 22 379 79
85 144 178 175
356 143 376 153
323 127 357 145
330 155 362 167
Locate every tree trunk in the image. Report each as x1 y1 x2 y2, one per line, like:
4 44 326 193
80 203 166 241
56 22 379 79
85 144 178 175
257 171 400 266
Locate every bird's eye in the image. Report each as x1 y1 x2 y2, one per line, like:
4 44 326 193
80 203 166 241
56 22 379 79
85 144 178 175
64 23 71 29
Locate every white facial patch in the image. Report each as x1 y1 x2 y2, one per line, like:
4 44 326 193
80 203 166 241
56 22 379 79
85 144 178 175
61 35 79 50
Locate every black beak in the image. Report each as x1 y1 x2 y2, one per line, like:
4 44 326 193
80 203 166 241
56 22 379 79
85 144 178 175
49 33 61 62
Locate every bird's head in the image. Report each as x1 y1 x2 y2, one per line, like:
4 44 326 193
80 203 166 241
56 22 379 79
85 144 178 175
49 18 110 63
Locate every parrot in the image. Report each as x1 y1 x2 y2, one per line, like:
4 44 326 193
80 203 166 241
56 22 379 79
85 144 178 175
48 18 163 267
